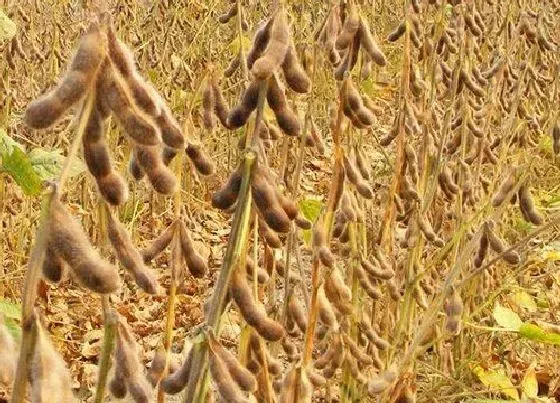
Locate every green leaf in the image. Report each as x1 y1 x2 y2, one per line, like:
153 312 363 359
298 198 322 223
521 364 538 399
0 8 16 43
0 299 21 320
0 128 24 156
3 317 21 341
28 148 85 180
511 291 537 313
492 303 522 330
519 323 560 345
1 147 42 195
229 34 252 55
472 365 519 400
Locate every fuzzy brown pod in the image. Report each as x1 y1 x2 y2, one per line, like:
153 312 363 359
485 224 520 265
202 81 216 130
282 42 311 93
312 224 335 268
252 166 292 233
178 220 208 278
474 231 489 268
224 52 241 77
335 3 360 50
552 124 560 155
317 285 338 328
248 332 282 376
134 144 177 194
110 319 153 402
42 244 66 283
212 79 231 128
107 25 185 150
47 197 120 294
251 9 290 79
247 19 274 69
230 265 285 341
30 320 74 402
518 184 543 225
212 164 243 210
359 317 391 350
324 266 353 315
107 210 158 294
186 142 215 176
207 332 257 392
258 219 283 249
141 222 175 263
161 342 194 394
267 74 302 136
147 347 166 387
358 16 387 66
245 256 270 284
227 78 261 128
491 171 517 207
98 62 162 147
25 23 104 129
388 21 406 42
288 294 308 333
279 365 313 403
368 364 398 395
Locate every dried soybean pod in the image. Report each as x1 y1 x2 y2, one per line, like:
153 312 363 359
208 349 248 403
388 21 406 42
324 266 353 314
486 226 520 265
47 196 119 294
294 214 312 230
247 19 273 69
230 266 285 341
109 371 128 398
355 147 371 180
335 3 360 50
83 107 111 177
224 52 241 77
267 74 301 136
107 210 158 294
281 42 311 93
179 221 208 278
207 333 257 393
518 184 543 225
25 23 104 129
252 168 292 233
358 16 387 66
474 230 489 268
98 172 129 206
42 244 66 283
212 164 243 209
317 285 337 328
218 3 237 23
162 343 193 394
30 322 74 402
552 124 560 155
443 288 463 317
141 222 174 263
212 80 230 128
202 81 216 130
343 153 360 185
491 171 517 207
186 143 215 176
129 151 145 181
252 9 289 79
288 294 308 333
258 219 283 249
135 144 177 194
98 62 162 146
227 79 261 129
147 347 166 386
